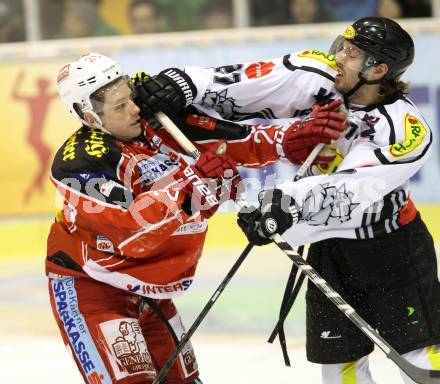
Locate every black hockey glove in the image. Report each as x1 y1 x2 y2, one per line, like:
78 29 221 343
131 69 197 119
237 189 300 246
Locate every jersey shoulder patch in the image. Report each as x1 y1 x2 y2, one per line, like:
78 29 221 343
390 113 427 158
52 127 120 180
59 127 113 162
297 50 338 71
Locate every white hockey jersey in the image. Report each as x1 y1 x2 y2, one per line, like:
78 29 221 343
183 50 433 245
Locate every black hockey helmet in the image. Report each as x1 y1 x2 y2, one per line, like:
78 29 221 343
341 17 414 81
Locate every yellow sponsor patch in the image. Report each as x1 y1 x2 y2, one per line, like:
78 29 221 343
316 145 344 174
84 129 109 158
298 50 338 71
62 129 83 161
390 114 427 157
343 25 356 39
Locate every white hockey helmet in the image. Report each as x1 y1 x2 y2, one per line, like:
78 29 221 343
56 53 124 129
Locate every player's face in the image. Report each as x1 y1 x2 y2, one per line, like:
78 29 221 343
99 80 141 142
334 41 365 94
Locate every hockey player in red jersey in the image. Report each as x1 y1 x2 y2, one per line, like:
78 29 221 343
132 17 440 384
47 53 347 384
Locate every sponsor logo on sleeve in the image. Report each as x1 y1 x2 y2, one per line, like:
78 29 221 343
297 50 338 71
245 61 275 79
96 235 114 253
390 114 427 157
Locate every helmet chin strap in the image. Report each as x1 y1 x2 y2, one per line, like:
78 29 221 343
344 69 383 99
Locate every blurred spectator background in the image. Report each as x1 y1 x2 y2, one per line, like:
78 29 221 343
203 0 233 29
0 0 25 42
54 0 119 39
0 0 435 43
377 0 403 19
288 0 333 24
129 0 161 34
250 0 431 26
320 0 377 22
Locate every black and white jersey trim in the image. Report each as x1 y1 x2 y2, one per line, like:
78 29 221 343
282 55 336 83
378 105 396 144
354 188 407 239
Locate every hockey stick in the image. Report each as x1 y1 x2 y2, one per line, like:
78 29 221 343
293 143 324 181
153 111 440 384
152 111 315 383
154 243 253 384
152 111 254 384
271 233 440 384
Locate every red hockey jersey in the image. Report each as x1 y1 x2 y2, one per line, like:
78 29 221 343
47 117 290 298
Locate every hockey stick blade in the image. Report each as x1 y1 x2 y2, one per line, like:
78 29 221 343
272 233 440 384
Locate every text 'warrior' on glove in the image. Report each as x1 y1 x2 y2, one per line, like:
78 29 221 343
237 189 300 246
281 99 348 165
131 69 197 119
181 142 242 220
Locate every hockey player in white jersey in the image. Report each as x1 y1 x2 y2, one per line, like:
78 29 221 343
132 17 440 384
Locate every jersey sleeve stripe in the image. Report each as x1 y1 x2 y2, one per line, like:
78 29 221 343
378 105 396 144
282 54 336 83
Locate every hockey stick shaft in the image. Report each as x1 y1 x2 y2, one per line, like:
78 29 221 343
152 111 440 383
155 112 202 158
151 112 349 382
293 143 324 181
152 243 253 384
272 233 440 384
153 112 254 383
155 111 319 203
152 112 316 383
